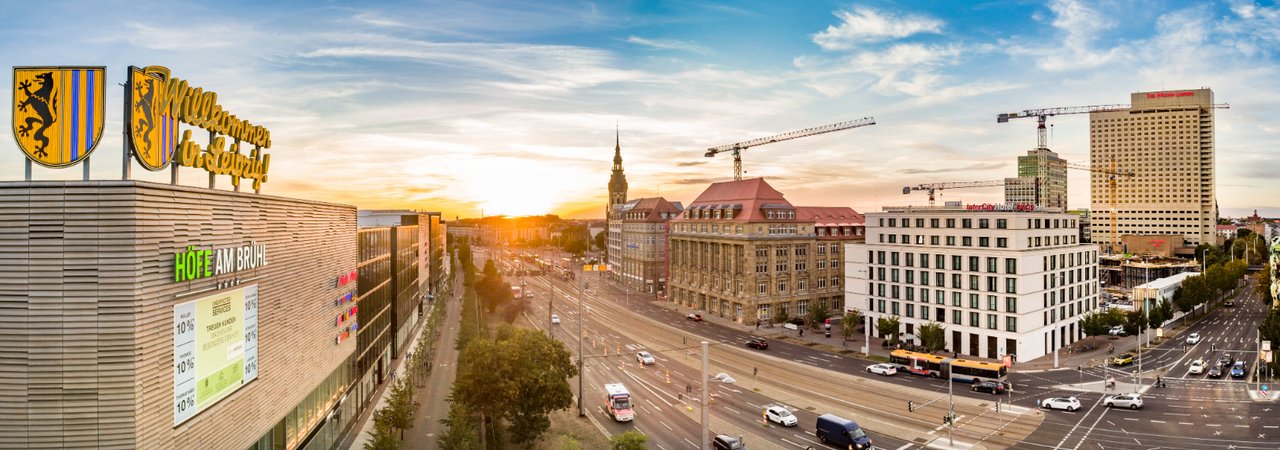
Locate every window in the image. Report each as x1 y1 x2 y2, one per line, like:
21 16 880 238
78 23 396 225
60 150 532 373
1006 278 1017 294
888 218 897 227
920 271 929 286
1006 316 1017 332
877 251 885 264
935 272 945 286
969 293 979 309
905 270 914 284
953 292 962 306
986 276 997 292
795 261 806 271
757 281 767 295
946 219 956 228
817 259 827 270
962 236 972 247
921 288 930 303
891 301 900 315
891 269 900 282
997 237 1008 248
953 310 962 325
906 304 915 318
952 255 962 270
952 274 961 288
969 312 979 327
979 237 989 247
996 219 1007 229
1005 258 1017 274
906 287 915 301
986 257 997 273
936 254 946 269
931 236 940 245
936 290 946 304
891 285 900 299
876 267 885 281
921 306 930 320
979 219 989 229
968 256 979 272
987 314 997 330
778 280 788 293
962 219 973 228
946 236 956 246
891 252 900 266
987 295 997 311
776 262 786 272
920 254 930 268
905 253 914 267
878 299 886 313
1005 297 1017 313
916 218 925 228
817 277 827 289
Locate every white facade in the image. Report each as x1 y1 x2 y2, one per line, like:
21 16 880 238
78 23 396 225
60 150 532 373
845 206 1102 362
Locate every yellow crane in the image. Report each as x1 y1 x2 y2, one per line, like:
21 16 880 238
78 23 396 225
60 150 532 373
706 117 876 180
1066 159 1134 254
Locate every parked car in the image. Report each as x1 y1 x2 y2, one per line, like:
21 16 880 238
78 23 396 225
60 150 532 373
636 351 655 365
1185 333 1202 344
765 405 798 427
971 380 1008 394
1208 366 1225 378
550 314 560 325
1112 353 1136 366
711 434 744 450
1104 393 1144 409
686 313 703 322
1108 325 1127 336
866 363 898 376
746 338 769 350
1188 358 1206 375
1231 361 1248 378
1041 397 1082 411
787 317 806 326
1226 299 1235 307
815 414 872 449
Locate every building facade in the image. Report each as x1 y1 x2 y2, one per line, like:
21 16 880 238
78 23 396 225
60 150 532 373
0 181 364 450
1089 89 1219 249
612 197 683 294
1004 148 1068 210
606 130 628 278
355 214 424 382
668 178 864 324
845 205 1101 362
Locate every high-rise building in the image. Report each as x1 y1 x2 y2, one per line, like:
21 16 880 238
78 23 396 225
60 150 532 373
668 178 864 324
612 197 684 294
1089 89 1219 248
1003 148 1067 210
606 129 628 277
845 205 1100 361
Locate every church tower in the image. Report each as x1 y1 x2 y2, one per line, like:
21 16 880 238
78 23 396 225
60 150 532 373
607 127 628 216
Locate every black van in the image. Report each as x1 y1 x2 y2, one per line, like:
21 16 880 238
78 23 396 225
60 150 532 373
815 413 872 449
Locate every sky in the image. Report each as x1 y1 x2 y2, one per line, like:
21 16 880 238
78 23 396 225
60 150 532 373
3 0 1278 220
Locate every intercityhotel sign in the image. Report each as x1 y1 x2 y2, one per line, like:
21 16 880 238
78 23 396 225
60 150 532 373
10 64 272 191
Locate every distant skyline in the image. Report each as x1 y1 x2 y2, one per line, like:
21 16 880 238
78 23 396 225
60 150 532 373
2 1 1278 219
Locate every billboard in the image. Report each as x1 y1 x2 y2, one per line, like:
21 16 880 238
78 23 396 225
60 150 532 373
173 285 259 426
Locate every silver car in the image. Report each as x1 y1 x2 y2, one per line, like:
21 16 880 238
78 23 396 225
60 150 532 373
1041 396 1082 411
1104 393 1143 409
765 405 798 427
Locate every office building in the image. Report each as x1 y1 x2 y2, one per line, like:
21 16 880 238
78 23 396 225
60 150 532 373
612 197 684 294
1089 88 1219 248
845 205 1100 361
668 178 864 324
1004 148 1068 210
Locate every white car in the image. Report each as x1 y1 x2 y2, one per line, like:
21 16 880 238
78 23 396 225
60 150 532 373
550 314 560 325
866 363 898 376
1104 393 1144 409
1108 325 1127 336
1041 397 1082 411
636 351 655 365
1185 333 1201 344
765 405 798 427
1188 358 1206 375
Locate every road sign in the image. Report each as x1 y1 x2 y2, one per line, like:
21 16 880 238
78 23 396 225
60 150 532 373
1264 340 1271 352
1263 384 1270 393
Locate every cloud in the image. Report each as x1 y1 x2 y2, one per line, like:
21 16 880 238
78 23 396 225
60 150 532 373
626 36 710 54
1004 0 1127 71
812 6 943 50
676 161 707 167
898 162 1007 175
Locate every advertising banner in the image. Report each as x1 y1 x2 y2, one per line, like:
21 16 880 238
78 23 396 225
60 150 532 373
173 285 259 426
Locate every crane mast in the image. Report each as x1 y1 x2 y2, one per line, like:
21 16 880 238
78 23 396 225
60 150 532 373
706 117 876 180
1066 159 1134 254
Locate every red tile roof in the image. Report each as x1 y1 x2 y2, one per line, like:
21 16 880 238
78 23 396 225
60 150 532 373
678 178 790 222
622 197 684 222
796 206 864 226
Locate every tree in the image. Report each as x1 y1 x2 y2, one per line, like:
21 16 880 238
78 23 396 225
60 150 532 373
1256 262 1273 305
877 315 902 343
610 430 648 450
840 310 862 343
918 322 947 352
1259 309 1280 376
437 401 479 450
558 436 583 450
772 307 791 325
1103 307 1128 327
452 327 578 446
383 378 416 439
1125 309 1147 336
806 304 833 330
593 231 606 252
364 409 402 450
1080 311 1110 337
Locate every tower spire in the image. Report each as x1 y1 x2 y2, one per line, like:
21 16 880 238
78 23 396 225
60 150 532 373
607 125 628 215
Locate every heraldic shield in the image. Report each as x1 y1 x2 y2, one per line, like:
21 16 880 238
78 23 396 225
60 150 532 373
11 66 106 168
128 65 179 171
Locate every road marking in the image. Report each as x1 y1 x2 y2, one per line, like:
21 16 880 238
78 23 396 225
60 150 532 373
1206 424 1221 427
1150 420 1166 424
895 444 913 450
1123 418 1138 421
779 438 807 448
1179 422 1194 425
660 420 673 431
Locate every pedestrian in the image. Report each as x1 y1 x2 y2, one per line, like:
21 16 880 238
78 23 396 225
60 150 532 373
799 328 804 337
756 321 760 330
753 367 758 377
686 384 692 394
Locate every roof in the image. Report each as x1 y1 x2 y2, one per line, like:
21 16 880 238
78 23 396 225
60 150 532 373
796 206 864 226
1216 224 1238 230
678 178 791 222
1133 271 1198 291
621 196 684 222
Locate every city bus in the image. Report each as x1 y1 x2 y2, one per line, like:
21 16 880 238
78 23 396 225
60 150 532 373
889 349 1008 383
604 383 634 422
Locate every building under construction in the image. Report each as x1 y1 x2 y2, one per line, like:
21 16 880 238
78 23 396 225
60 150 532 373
1100 254 1199 289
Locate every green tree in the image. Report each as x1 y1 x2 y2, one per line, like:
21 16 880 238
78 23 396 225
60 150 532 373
1256 262 1273 305
610 430 647 450
437 401 479 450
1259 309 1280 376
558 436 582 450
593 231 606 252
363 409 403 450
1125 309 1148 335
453 327 578 446
806 304 833 330
877 315 902 343
840 310 863 343
918 322 947 352
772 307 791 325
1080 311 1110 337
383 378 416 439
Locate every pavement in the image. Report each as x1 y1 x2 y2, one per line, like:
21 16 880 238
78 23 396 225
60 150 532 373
403 276 463 450
344 300 435 450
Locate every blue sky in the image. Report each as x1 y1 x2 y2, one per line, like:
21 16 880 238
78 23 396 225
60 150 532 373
2 0 1278 218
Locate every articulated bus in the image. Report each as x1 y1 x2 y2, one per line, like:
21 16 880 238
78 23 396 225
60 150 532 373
889 350 1008 383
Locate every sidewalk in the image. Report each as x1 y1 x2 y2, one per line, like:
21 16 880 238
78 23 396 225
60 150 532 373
344 298 438 450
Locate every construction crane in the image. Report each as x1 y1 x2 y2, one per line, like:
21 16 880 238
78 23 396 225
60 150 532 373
997 102 1230 149
1066 159 1134 255
903 180 1007 207
706 117 876 181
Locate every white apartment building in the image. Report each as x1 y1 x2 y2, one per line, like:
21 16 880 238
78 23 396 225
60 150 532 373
845 205 1101 362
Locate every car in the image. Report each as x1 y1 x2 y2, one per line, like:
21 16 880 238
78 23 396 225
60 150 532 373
1112 353 1136 366
1104 393 1144 409
1218 354 1235 368
711 434 745 450
787 317 806 326
815 414 872 449
866 363 898 376
636 351 655 365
1041 397 1082 411
1207 366 1225 378
1231 361 1248 378
746 338 769 350
550 314 560 325
524 292 533 298
765 405 798 427
1225 299 1235 307
971 380 1008 394
1108 325 1127 336
686 313 703 322
1189 358 1207 375
1185 333 1202 345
